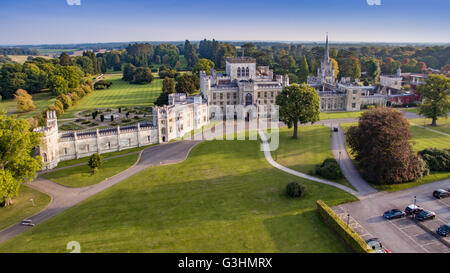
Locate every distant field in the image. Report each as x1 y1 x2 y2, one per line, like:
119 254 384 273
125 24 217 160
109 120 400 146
60 74 163 118
0 92 56 119
6 55 52 64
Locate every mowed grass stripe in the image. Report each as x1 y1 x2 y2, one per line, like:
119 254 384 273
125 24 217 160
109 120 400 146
61 74 162 118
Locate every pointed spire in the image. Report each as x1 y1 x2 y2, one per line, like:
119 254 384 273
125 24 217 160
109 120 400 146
324 33 330 63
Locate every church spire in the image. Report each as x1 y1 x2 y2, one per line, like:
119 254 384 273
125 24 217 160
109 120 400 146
324 33 330 63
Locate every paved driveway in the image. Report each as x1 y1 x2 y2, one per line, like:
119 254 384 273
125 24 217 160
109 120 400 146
333 179 450 253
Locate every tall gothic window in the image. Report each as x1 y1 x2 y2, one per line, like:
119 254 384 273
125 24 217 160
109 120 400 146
246 67 249 76
237 67 241 77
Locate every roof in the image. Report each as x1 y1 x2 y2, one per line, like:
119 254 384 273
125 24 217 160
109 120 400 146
226 57 256 64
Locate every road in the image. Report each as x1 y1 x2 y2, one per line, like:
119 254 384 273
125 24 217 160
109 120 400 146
0 140 201 244
333 179 450 253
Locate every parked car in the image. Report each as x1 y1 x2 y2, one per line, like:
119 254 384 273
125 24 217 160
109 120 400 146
405 204 423 215
20 219 35 227
415 210 436 221
383 209 406 220
366 238 391 253
433 189 450 199
436 224 450 237
333 127 338 132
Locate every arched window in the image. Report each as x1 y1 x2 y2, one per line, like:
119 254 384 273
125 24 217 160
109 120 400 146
43 153 48 163
246 67 249 76
237 67 241 77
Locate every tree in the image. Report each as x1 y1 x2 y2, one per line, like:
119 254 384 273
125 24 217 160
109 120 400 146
131 67 153 84
192 58 215 75
184 40 198 68
49 75 69 95
339 56 361 81
0 114 43 206
276 84 320 139
14 89 35 112
346 108 428 185
59 52 73 66
361 57 381 82
417 74 449 126
297 56 309 83
88 153 103 173
330 58 339 80
162 77 176 93
176 74 199 95
286 182 305 198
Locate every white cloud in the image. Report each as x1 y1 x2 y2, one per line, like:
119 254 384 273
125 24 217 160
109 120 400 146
66 0 81 6
366 0 381 6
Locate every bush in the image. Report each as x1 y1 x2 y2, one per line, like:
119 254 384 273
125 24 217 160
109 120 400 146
418 148 450 172
286 182 305 198
315 158 343 179
94 80 112 90
88 153 103 173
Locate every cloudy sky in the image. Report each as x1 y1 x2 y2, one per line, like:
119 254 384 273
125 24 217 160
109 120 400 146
1 0 449 45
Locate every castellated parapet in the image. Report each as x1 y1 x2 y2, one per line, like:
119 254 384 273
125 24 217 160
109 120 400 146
35 94 208 170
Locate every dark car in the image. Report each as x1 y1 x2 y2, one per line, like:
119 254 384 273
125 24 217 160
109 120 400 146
433 189 450 199
333 127 338 132
436 224 450 237
383 209 406 220
405 204 423 215
415 210 436 221
366 238 391 253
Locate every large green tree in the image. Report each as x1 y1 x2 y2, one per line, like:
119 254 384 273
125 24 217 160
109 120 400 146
276 84 320 139
192 58 215 75
297 56 309 83
417 74 450 126
176 73 199 95
184 40 198 68
0 114 43 206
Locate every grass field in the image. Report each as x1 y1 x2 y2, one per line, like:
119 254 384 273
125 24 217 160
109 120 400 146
409 118 450 135
319 111 365 120
60 74 162 118
0 186 50 231
0 92 56 119
272 126 354 189
42 154 139 187
0 138 357 253
341 121 450 192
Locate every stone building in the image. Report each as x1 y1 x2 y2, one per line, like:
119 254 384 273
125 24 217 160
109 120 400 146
35 94 208 170
200 56 289 117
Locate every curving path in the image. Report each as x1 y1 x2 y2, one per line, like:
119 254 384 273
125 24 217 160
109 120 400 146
258 129 361 198
0 140 201 243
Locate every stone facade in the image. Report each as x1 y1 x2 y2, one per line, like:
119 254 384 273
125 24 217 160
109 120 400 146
35 94 208 170
200 56 289 117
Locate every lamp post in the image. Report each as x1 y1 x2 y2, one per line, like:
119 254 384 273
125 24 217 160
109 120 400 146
30 199 35 207
339 151 342 161
347 213 350 227
413 195 417 219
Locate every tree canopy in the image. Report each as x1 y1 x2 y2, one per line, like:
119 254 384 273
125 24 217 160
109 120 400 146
417 74 449 126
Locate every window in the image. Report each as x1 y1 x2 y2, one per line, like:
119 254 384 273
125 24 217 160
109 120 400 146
64 148 68 155
233 93 236 99
147 136 151 142
246 67 249 76
352 103 356 108
43 153 47 163
213 93 216 99
227 93 230 99
258 92 261 98
220 93 223 99
237 67 241 77
108 142 111 149
353 90 357 94
271 92 274 98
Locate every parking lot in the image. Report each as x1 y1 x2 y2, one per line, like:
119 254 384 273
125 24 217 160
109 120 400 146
332 179 450 253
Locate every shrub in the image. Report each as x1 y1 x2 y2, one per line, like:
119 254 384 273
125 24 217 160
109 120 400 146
88 153 103 173
94 80 112 90
14 89 35 112
286 182 305 198
315 158 343 180
418 148 450 172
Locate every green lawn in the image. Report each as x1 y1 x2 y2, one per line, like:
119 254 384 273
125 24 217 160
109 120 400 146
0 186 51 231
409 118 450 135
42 154 139 187
60 74 162 118
319 111 365 120
0 92 55 119
0 138 357 253
341 121 450 192
272 126 354 189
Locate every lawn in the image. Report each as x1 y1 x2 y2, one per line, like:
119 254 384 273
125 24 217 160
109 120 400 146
0 92 56 119
60 74 163 118
409 118 450 135
0 138 357 253
42 154 139 187
319 111 365 120
272 126 354 189
0 186 51 231
340 121 450 192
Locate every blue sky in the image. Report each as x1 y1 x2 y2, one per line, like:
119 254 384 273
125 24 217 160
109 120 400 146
1 0 449 45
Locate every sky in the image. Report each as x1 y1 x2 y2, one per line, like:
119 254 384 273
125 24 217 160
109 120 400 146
0 0 449 45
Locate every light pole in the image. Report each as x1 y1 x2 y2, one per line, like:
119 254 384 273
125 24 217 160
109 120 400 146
347 213 350 227
339 151 342 161
30 198 35 207
413 195 417 219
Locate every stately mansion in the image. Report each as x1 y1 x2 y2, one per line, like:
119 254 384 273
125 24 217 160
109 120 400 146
36 35 390 170
36 94 208 170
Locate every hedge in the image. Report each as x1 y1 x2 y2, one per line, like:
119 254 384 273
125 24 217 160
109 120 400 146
316 200 370 253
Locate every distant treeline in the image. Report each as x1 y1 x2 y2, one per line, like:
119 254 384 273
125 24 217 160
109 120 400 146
0 47 40 56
